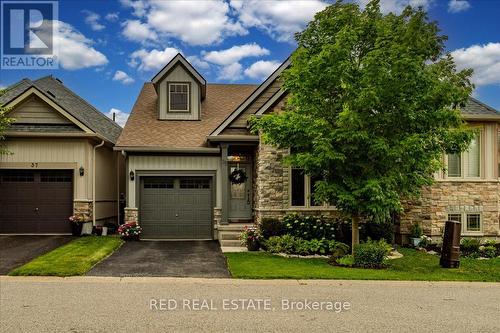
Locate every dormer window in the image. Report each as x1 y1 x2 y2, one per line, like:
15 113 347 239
169 83 190 112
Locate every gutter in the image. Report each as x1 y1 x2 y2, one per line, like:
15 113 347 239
206 135 259 142
113 146 220 153
92 140 105 226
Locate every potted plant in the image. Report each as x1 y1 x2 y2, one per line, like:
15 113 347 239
239 225 261 251
118 221 142 241
409 223 423 247
68 215 85 236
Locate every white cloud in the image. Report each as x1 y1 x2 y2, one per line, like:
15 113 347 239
121 20 157 42
120 0 246 46
186 56 210 70
113 70 135 85
105 12 119 22
82 10 105 31
129 47 180 71
447 0 470 13
119 0 148 17
451 43 500 86
106 108 130 127
203 43 269 66
355 0 433 15
217 63 243 81
36 20 108 70
230 0 327 42
244 60 281 80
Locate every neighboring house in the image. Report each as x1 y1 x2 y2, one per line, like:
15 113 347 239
0 76 125 234
116 54 500 245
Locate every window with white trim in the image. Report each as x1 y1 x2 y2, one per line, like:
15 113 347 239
290 168 323 207
447 213 482 234
168 83 189 112
446 133 481 178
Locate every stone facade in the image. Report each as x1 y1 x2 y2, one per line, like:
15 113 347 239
73 200 93 222
253 143 500 242
401 181 500 241
124 207 138 223
253 141 340 223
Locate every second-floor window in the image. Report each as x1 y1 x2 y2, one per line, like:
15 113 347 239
447 133 481 178
169 83 189 112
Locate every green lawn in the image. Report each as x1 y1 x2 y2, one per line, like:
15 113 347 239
225 248 500 282
9 236 123 277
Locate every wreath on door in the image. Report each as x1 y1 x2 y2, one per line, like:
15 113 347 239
229 168 247 184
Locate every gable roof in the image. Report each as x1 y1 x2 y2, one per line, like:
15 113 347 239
0 76 122 143
115 83 257 150
210 57 291 136
151 53 207 99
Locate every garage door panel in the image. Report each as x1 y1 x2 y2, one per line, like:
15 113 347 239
140 177 212 239
0 170 73 234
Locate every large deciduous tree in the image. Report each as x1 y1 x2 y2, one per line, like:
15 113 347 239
251 0 474 249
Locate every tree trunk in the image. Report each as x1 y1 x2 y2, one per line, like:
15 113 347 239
351 215 360 254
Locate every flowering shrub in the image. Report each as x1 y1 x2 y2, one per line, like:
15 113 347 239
282 213 336 240
239 225 261 246
263 235 349 256
68 215 85 223
118 222 142 240
419 235 432 248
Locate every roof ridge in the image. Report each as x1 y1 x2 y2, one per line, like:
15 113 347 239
36 76 122 131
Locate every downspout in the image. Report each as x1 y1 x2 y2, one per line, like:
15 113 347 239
92 140 105 226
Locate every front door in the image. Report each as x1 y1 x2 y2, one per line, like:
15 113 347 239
228 163 252 219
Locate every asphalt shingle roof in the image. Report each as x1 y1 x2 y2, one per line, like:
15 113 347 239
116 83 257 149
1 76 122 143
462 97 500 116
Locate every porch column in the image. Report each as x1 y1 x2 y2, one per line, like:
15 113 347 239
220 143 229 225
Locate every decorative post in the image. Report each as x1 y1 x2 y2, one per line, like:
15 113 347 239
221 143 229 225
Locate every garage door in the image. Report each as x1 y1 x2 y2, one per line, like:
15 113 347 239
0 169 73 234
139 177 212 239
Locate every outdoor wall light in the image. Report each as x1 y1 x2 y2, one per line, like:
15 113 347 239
129 170 135 181
79 166 85 176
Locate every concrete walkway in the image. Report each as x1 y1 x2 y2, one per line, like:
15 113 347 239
1 276 499 332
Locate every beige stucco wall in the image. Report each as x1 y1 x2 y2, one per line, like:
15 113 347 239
158 64 200 120
126 154 222 209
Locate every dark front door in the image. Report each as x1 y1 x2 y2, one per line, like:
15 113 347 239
0 170 73 234
229 163 252 219
139 177 213 239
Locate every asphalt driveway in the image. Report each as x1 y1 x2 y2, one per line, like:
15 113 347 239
0 235 74 275
87 241 230 278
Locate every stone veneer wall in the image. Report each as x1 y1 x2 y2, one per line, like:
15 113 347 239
254 141 500 241
401 181 500 240
73 200 93 222
124 207 138 223
254 140 340 223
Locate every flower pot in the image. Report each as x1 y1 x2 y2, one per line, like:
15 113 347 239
71 223 83 236
247 240 260 251
410 237 421 247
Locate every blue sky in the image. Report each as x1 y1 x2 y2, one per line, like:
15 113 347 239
1 0 499 126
